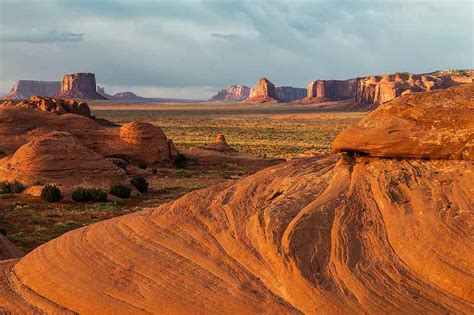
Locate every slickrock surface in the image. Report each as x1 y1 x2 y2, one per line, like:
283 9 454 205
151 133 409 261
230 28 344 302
55 73 107 100
3 80 60 100
0 134 126 186
0 84 472 313
210 85 250 102
2 96 91 117
246 77 279 103
334 83 474 159
0 235 23 261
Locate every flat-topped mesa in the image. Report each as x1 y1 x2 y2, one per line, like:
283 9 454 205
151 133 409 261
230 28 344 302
55 73 107 100
333 82 474 160
304 79 358 103
245 77 279 103
275 86 306 102
3 80 61 100
210 85 250 102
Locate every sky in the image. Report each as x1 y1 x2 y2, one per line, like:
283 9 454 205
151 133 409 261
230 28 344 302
0 0 472 99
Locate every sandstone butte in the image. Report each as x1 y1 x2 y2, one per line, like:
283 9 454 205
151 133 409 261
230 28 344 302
3 80 61 100
55 73 107 100
245 77 280 103
0 83 473 313
0 99 176 192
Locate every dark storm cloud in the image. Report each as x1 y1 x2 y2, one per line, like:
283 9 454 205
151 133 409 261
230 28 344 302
0 0 472 98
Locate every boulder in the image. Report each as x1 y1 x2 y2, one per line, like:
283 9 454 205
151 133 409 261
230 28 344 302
55 73 107 100
1 96 92 118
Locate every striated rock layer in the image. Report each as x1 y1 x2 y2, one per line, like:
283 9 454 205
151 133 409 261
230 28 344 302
55 73 107 100
0 84 473 313
3 80 60 100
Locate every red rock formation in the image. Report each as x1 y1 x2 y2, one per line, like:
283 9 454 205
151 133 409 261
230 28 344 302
3 80 60 100
210 85 250 102
245 77 279 103
1 96 91 117
275 86 306 102
305 79 358 103
0 84 472 313
55 73 107 100
204 134 235 152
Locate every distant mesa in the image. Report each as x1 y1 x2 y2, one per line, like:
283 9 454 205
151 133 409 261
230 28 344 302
3 80 61 100
209 85 250 102
300 69 474 106
55 73 107 100
245 77 280 103
113 91 143 100
275 86 306 102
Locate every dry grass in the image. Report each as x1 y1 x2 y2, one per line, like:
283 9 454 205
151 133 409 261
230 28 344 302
90 101 366 158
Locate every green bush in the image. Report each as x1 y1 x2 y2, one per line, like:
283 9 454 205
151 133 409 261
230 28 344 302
41 185 62 202
130 175 149 193
174 153 188 169
72 187 108 202
137 162 147 169
109 184 131 199
0 181 24 194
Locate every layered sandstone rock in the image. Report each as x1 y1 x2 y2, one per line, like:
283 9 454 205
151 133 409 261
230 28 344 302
0 235 23 261
0 134 126 187
275 86 306 102
305 79 358 102
210 85 250 102
55 73 107 100
1 96 91 117
334 83 474 159
119 122 171 164
245 77 279 103
0 84 472 313
3 80 61 100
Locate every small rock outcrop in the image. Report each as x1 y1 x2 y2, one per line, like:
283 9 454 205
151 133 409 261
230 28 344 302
204 134 235 152
245 78 279 103
55 73 107 100
3 80 61 100
210 85 250 102
275 86 306 102
1 96 91 117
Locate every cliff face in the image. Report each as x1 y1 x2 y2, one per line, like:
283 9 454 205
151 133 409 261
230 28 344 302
354 72 473 104
245 77 279 102
275 86 306 102
3 80 61 100
55 73 107 100
306 79 357 102
210 85 250 102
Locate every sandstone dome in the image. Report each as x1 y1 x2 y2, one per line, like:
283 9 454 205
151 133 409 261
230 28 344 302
0 133 126 187
119 122 171 164
0 84 472 313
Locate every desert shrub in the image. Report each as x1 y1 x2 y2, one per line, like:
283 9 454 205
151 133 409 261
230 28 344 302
53 221 80 234
152 168 158 175
137 162 147 169
40 185 62 202
0 181 24 194
72 187 108 202
109 184 131 199
174 153 188 169
110 158 128 169
130 175 149 193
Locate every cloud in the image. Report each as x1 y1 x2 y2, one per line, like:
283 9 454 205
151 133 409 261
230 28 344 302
210 33 239 40
0 31 84 43
0 0 472 98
